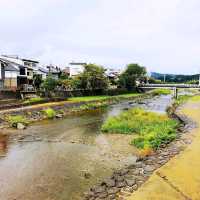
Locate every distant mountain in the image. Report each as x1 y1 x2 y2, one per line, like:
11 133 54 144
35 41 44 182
150 72 199 83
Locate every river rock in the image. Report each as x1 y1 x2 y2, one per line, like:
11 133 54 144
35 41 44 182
56 114 63 118
93 186 106 194
114 175 124 182
132 168 140 175
116 181 126 188
135 162 143 168
98 192 108 198
83 172 92 179
108 194 116 199
125 179 136 187
17 123 26 130
160 152 169 156
84 191 94 198
120 168 129 176
102 178 115 187
107 187 120 195
144 165 155 172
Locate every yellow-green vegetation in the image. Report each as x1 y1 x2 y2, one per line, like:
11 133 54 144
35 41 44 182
42 108 56 119
24 97 44 104
151 89 171 96
190 95 200 102
101 108 179 150
7 115 29 127
173 94 193 108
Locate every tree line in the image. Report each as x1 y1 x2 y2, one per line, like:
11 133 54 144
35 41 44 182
35 63 147 96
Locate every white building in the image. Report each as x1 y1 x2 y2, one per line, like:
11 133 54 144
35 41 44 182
69 62 87 77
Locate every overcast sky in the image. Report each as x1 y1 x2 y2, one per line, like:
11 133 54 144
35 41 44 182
1 0 200 74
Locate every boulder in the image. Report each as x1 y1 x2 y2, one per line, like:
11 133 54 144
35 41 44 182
56 114 63 118
17 123 26 130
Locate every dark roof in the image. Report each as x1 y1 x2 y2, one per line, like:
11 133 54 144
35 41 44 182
22 58 39 63
4 63 19 72
0 58 20 71
46 65 61 74
69 62 87 65
38 67 48 73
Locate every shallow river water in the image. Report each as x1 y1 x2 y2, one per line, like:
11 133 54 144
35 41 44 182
0 95 172 200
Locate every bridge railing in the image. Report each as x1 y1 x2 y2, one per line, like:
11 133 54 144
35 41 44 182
139 83 200 88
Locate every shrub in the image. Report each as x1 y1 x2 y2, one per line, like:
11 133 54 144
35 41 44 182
7 115 29 127
42 108 56 119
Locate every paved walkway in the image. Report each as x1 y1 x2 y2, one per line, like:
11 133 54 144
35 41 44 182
128 100 200 200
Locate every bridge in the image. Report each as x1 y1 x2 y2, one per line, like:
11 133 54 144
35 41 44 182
138 84 200 98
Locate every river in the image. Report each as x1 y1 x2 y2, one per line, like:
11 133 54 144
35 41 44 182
0 94 173 200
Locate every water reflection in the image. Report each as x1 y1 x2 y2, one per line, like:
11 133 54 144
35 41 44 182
0 95 173 200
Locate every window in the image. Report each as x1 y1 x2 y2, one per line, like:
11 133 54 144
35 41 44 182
20 68 26 75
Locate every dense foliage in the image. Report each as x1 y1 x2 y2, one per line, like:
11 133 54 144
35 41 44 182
151 72 200 83
77 64 109 90
118 63 146 90
42 76 58 97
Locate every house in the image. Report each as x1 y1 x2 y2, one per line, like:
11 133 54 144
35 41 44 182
69 62 87 77
0 55 39 90
62 67 70 77
46 65 61 80
106 68 121 81
34 67 48 80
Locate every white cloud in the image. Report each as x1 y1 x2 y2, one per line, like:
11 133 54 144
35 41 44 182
0 0 200 73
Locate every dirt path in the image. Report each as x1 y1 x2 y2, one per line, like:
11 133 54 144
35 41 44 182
127 99 200 200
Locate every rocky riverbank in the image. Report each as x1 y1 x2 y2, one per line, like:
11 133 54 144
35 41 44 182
83 105 197 200
0 92 156 130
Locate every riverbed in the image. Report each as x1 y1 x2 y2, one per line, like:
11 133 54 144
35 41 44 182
0 94 173 200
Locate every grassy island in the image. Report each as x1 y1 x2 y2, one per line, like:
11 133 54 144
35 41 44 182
101 108 179 150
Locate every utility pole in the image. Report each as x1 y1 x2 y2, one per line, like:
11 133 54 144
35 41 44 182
164 74 166 83
199 73 200 86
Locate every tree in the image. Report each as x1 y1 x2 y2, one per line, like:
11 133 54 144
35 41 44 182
33 74 43 90
118 63 146 90
78 64 109 90
42 76 58 97
58 77 81 90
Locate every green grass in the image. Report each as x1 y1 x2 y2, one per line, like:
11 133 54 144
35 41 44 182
101 108 179 150
7 115 29 127
42 108 56 119
24 97 44 104
68 93 140 102
151 89 171 96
